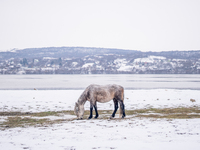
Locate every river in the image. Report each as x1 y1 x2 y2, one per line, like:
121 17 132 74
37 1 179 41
0 74 200 90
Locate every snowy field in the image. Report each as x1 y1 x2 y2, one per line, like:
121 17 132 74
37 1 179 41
0 89 200 150
1 89 200 112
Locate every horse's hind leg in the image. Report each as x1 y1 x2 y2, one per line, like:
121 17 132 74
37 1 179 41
111 99 119 119
118 100 126 118
94 104 99 119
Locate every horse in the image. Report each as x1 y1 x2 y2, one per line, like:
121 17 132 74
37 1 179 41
74 84 126 119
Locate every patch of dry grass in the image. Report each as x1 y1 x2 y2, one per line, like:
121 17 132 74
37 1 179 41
125 106 200 115
126 106 200 119
0 110 75 117
136 114 200 119
1 106 200 129
0 111 75 129
1 117 50 128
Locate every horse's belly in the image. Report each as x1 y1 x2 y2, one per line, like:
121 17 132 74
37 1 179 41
96 95 112 103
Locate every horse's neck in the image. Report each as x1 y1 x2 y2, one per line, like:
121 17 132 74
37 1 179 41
78 98 86 106
78 91 88 105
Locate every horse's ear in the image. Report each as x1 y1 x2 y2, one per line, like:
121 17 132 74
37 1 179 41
75 102 78 107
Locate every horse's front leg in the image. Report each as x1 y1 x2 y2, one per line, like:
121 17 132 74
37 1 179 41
88 101 99 119
88 102 93 119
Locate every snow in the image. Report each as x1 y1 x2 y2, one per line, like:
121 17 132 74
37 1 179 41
0 90 199 113
134 57 154 63
82 63 94 68
72 62 78 67
134 56 166 63
114 59 131 71
43 57 57 60
96 65 103 70
41 67 54 71
172 59 187 62
1 118 200 150
117 65 133 72
149 56 166 60
114 59 127 67
0 89 200 150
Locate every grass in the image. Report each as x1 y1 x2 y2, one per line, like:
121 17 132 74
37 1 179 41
0 106 200 129
127 106 200 119
0 110 74 117
125 106 200 115
136 114 200 119
2 117 50 128
0 110 75 129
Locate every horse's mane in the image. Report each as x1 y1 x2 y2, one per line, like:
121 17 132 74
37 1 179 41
78 87 89 105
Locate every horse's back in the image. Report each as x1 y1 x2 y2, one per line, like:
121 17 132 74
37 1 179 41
87 84 124 102
87 84 123 93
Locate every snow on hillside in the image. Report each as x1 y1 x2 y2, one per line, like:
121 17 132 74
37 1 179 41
72 62 78 67
114 59 128 67
82 63 94 68
114 59 133 71
134 56 166 63
43 57 57 60
117 65 133 72
113 56 169 72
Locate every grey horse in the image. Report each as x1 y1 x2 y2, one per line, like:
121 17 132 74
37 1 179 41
74 84 126 119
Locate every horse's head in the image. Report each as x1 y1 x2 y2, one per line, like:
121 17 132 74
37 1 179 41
74 102 84 119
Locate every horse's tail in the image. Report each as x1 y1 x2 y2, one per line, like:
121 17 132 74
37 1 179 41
119 87 125 118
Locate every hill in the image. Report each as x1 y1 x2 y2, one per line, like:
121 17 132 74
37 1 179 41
0 47 200 74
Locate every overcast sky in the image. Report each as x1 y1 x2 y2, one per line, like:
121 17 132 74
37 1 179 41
0 0 200 52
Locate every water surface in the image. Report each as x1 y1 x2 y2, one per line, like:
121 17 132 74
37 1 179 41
0 74 200 90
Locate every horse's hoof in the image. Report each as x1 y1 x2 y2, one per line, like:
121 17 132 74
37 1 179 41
110 116 114 119
88 117 92 120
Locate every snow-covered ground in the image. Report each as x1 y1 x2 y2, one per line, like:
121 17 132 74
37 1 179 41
0 89 200 150
1 89 199 112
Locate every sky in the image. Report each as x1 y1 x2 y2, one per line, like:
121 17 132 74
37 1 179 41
0 0 200 52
